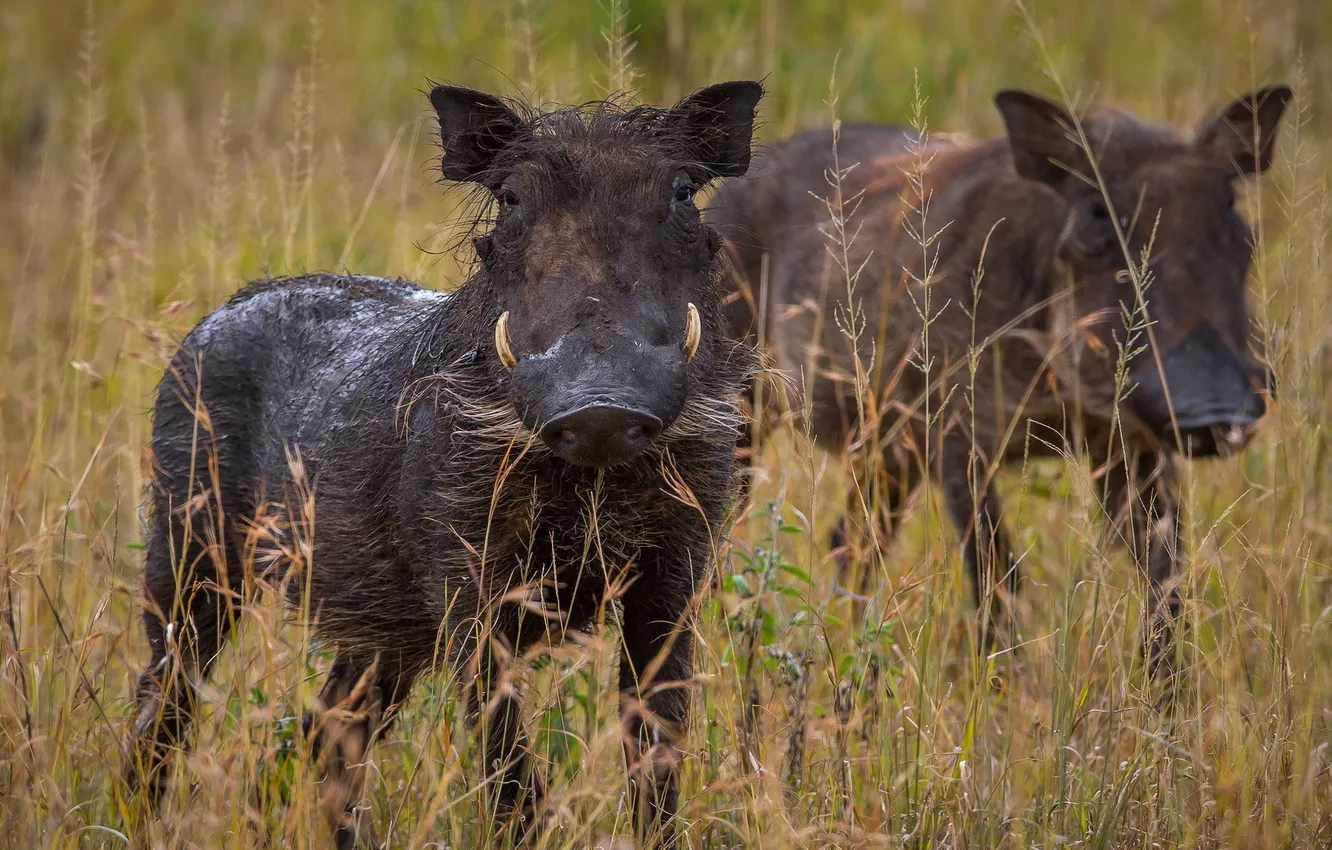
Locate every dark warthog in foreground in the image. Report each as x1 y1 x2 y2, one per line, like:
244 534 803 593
126 81 762 847
711 86 1289 679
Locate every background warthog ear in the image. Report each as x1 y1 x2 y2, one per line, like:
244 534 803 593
994 89 1090 187
1194 84 1293 176
429 85 525 190
669 80 764 180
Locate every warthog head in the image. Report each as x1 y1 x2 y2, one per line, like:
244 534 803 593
432 81 763 467
997 85 1290 456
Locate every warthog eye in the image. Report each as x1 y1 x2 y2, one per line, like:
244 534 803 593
497 187 520 210
673 182 697 205
1063 195 1123 263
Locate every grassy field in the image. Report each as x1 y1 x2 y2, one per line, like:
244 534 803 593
3 0 1332 846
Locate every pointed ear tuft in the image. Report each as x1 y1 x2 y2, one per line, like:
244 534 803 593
429 85 525 189
994 89 1090 187
1194 84 1292 176
669 81 764 180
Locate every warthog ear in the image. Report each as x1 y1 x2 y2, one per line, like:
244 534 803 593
430 85 525 190
1194 85 1292 176
669 80 764 180
994 89 1091 187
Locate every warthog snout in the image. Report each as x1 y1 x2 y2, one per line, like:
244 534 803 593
1132 324 1270 456
540 403 663 466
507 319 692 466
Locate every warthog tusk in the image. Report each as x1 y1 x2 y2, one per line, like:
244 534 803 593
683 302 701 361
495 311 517 369
1223 424 1245 448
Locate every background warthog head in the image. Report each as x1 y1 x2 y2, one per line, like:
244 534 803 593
997 85 1291 457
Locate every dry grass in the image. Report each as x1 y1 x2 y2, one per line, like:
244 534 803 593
2 0 1331 847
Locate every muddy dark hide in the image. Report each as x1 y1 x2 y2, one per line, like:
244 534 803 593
126 79 762 850
708 84 1289 688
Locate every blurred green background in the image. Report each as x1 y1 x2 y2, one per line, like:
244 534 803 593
4 0 1329 171
5 0 1328 307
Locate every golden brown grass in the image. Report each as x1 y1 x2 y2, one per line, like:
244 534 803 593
2 0 1331 847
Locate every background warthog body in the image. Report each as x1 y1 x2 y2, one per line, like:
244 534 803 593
711 87 1288 673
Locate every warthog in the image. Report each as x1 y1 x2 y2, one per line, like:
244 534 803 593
710 86 1289 679
126 80 763 847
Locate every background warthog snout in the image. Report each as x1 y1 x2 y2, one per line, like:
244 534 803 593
509 325 689 466
1131 324 1271 456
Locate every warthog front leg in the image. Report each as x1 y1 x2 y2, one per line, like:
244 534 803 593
303 655 416 850
1098 450 1182 690
938 433 1019 653
619 582 694 849
463 637 544 840
127 508 244 804
831 452 921 600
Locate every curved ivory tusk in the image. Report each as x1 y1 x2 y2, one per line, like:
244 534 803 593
495 311 518 369
683 302 701 361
